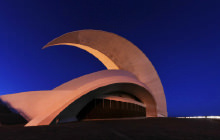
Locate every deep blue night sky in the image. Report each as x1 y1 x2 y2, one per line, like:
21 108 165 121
0 0 219 117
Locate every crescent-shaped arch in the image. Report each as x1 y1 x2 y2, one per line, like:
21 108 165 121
43 30 167 117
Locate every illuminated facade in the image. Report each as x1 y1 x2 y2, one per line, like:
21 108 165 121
0 30 167 126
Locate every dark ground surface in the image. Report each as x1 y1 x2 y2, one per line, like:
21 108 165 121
0 118 220 140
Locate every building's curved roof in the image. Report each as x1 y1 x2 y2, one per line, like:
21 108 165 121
0 30 167 126
43 29 167 117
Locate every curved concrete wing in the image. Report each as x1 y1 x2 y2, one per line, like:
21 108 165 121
0 70 157 126
0 90 75 121
43 30 167 117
